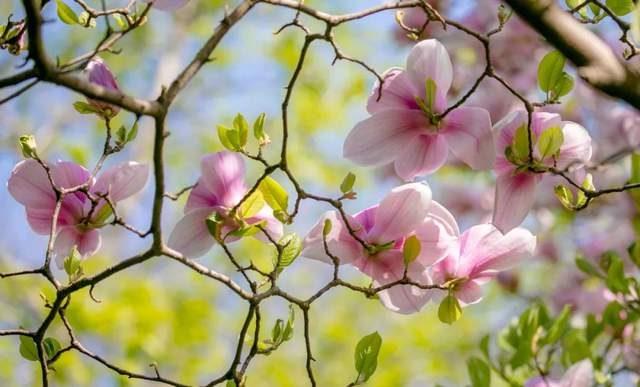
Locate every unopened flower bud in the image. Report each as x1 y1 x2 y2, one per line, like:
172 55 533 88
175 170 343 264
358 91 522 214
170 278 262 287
84 57 121 118
18 135 37 159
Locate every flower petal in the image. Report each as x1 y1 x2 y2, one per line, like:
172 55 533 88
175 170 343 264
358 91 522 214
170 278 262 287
369 183 432 243
168 207 216 258
248 206 284 243
405 39 453 110
200 152 246 208
367 68 420 114
414 200 460 266
53 227 101 268
394 134 448 180
343 109 423 166
92 161 149 202
185 178 218 212
492 172 540 232
8 159 56 209
367 251 432 314
301 211 362 265
442 106 495 170
556 121 592 169
455 280 484 306
560 360 593 387
457 223 536 278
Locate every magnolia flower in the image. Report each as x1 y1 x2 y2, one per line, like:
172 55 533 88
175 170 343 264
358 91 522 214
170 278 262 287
168 151 283 258
8 159 148 266
343 39 495 181
492 110 592 232
302 183 459 314
430 223 536 305
84 57 121 118
524 360 593 387
144 0 189 11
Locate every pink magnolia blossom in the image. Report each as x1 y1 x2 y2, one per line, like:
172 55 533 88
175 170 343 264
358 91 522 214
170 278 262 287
343 39 495 181
430 223 536 305
144 0 189 11
302 183 459 314
492 110 592 232
168 151 283 258
84 57 121 117
8 159 148 266
524 360 593 387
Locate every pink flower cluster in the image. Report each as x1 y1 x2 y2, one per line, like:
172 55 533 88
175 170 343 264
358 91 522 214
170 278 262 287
8 159 148 266
302 183 536 314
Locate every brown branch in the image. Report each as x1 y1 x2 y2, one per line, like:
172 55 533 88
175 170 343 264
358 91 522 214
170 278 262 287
505 0 640 110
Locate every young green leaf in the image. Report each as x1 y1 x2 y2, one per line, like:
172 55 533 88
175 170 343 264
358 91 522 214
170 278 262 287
606 256 628 293
424 78 437 112
56 0 80 25
340 172 356 194
217 125 239 151
258 176 288 214
537 126 564 159
322 219 332 237
233 113 249 148
438 294 462 324
126 121 139 143
73 101 102 115
544 305 571 344
239 190 265 219
467 356 491 387
18 135 37 159
512 124 532 162
402 235 421 266
554 185 574 210
42 337 61 360
276 233 302 270
551 72 574 100
353 332 382 385
253 113 269 144
538 51 566 94
606 0 634 16
19 336 38 361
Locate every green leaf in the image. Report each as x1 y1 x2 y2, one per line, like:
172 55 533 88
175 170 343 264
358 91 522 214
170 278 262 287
239 190 265 219
563 330 591 363
402 235 421 266
479 335 490 360
606 0 634 16
628 241 640 267
589 2 602 17
438 294 462 324
126 122 139 143
322 219 332 236
205 214 223 240
233 113 249 148
217 125 239 151
566 0 588 18
424 78 437 112
544 305 571 344
551 72 574 100
258 176 289 214
19 336 38 361
538 50 566 93
340 172 356 194
585 314 603 342
575 174 594 208
276 233 302 270
226 380 237 387
63 246 83 281
575 255 602 278
554 185 574 210
112 14 127 29
18 135 37 159
467 356 491 387
538 126 564 159
253 113 269 144
73 101 102 115
56 0 80 24
43 337 61 360
512 124 532 162
116 125 127 145
606 256 628 293
354 332 382 385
